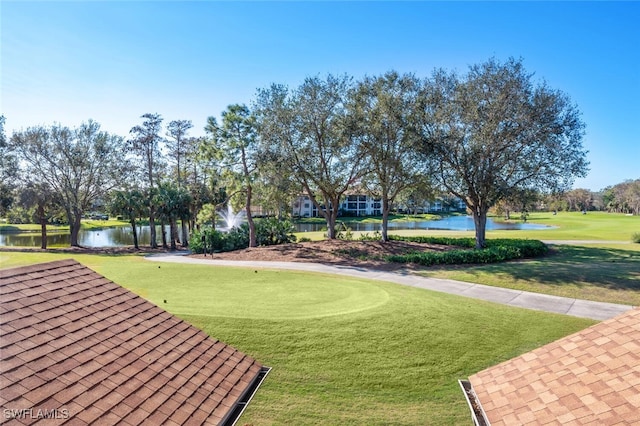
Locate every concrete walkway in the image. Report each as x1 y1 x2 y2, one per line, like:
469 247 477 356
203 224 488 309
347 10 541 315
146 253 635 321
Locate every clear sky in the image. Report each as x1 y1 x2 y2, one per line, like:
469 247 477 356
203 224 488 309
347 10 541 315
1 1 638 191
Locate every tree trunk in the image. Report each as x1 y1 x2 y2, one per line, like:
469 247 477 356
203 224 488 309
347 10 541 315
381 198 390 242
324 196 340 239
161 220 168 249
69 210 82 247
170 219 177 251
131 220 139 250
326 213 336 239
38 205 47 250
149 206 157 248
472 206 488 249
181 219 189 247
246 185 257 247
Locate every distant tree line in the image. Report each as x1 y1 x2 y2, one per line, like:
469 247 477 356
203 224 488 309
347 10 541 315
2 57 596 249
549 183 640 215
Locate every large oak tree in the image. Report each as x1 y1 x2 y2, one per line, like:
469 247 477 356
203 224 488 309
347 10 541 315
349 71 428 241
10 121 128 247
418 58 588 248
255 75 367 238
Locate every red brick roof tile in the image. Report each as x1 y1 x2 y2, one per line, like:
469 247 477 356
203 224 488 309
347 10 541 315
1 260 266 425
468 307 640 425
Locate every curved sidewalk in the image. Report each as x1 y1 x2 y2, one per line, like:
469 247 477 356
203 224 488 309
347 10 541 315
146 253 634 321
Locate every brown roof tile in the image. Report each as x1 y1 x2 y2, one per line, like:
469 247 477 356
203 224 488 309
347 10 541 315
468 307 640 425
1 259 266 425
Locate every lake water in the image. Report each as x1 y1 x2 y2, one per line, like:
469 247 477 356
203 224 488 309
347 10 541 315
0 216 551 248
0 225 170 248
295 216 551 232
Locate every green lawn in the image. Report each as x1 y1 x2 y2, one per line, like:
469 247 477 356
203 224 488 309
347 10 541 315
420 244 640 306
0 252 595 424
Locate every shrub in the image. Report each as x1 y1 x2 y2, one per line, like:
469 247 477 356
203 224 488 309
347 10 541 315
386 236 548 266
335 222 353 241
298 237 312 243
189 226 248 253
190 219 297 253
255 217 297 246
632 233 640 244
359 230 382 241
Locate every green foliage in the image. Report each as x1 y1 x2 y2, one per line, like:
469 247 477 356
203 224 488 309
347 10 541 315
255 217 297 246
189 226 248 253
334 222 354 240
298 236 312 243
632 232 640 244
358 230 382 241
5 206 34 224
387 235 548 266
190 218 296 253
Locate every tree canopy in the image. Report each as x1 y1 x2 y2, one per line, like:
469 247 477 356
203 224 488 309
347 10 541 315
418 57 588 248
350 71 428 241
2 58 614 250
205 104 259 247
255 75 367 239
10 120 128 246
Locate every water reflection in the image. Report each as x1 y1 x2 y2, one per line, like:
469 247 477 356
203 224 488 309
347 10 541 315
295 216 551 232
1 217 550 248
0 225 173 248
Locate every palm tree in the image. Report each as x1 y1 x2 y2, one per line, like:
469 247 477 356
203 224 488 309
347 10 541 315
156 182 192 250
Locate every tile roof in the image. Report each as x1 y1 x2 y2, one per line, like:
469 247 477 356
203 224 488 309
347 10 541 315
0 259 266 425
467 307 640 425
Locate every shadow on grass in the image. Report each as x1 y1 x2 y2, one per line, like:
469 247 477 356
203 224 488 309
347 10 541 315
437 245 640 293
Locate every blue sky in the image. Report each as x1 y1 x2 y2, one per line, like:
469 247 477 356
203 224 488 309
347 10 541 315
1 1 638 191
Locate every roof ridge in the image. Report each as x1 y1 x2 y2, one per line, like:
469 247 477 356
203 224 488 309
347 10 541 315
0 259 81 279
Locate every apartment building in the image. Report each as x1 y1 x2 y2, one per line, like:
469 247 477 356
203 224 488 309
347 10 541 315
292 194 465 217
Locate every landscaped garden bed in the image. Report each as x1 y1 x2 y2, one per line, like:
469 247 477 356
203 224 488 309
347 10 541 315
193 236 548 269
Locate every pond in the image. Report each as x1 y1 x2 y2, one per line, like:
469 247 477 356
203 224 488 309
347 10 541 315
0 225 170 248
0 216 551 248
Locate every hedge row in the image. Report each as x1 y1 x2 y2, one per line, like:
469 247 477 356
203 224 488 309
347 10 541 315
386 235 548 266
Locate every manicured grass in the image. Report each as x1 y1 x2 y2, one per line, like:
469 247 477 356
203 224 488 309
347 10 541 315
0 223 69 233
80 219 130 229
0 252 594 424
420 244 640 305
486 211 640 242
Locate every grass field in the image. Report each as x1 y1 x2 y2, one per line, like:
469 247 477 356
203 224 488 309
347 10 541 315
421 244 640 305
0 251 594 424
